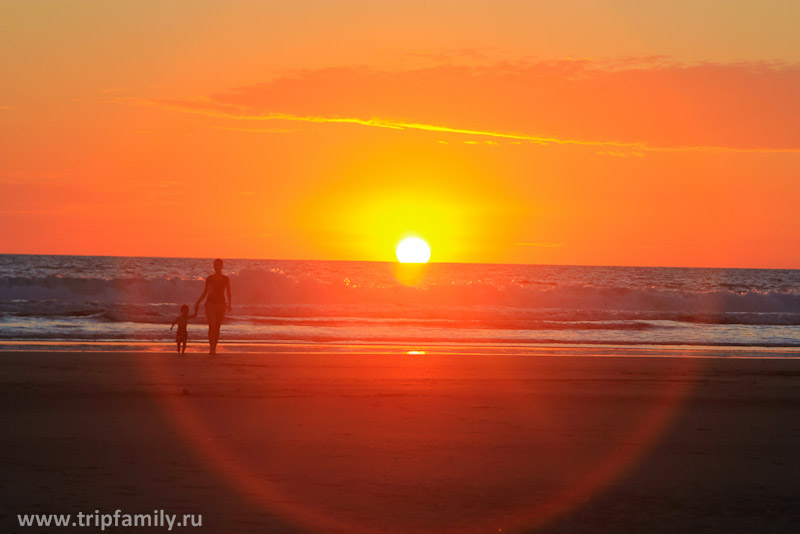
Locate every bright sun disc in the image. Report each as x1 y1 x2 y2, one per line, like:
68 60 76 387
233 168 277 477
396 237 431 263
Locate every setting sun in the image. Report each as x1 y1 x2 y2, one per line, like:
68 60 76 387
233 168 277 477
396 237 432 263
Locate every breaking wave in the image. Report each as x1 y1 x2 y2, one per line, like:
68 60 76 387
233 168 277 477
2 266 799 326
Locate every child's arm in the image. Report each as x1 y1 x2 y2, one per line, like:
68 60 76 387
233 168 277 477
189 312 197 319
170 317 177 331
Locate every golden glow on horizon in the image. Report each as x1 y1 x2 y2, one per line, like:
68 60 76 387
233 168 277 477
396 237 431 264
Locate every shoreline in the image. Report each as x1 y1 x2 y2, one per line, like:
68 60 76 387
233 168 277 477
1 340 799 359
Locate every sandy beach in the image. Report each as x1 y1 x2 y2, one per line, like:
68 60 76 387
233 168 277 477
2 350 799 533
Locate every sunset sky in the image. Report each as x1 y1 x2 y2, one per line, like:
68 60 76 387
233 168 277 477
2 1 800 267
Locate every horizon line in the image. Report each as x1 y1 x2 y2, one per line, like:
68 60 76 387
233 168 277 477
1 251 796 271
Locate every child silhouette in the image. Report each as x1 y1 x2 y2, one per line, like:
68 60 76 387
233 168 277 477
170 304 196 354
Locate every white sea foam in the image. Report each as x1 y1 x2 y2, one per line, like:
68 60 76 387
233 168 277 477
1 255 799 347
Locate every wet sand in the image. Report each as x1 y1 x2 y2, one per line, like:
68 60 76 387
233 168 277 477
1 350 799 533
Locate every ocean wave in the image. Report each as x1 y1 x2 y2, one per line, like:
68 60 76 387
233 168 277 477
2 267 799 320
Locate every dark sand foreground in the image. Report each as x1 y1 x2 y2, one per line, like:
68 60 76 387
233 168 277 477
2 350 799 533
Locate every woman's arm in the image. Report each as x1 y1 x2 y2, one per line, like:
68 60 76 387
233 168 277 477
195 278 210 313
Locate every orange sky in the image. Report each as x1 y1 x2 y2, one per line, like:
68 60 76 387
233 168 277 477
2 0 800 267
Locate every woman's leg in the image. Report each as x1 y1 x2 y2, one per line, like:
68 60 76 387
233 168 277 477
204 303 225 354
204 303 217 354
210 320 219 353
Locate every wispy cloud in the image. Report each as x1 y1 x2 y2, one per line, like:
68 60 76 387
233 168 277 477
119 59 800 154
131 97 800 154
133 97 651 149
0 105 13 110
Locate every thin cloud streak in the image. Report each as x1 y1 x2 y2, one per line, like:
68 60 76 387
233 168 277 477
136 98 800 154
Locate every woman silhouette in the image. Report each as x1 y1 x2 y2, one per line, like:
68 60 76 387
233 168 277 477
194 258 231 355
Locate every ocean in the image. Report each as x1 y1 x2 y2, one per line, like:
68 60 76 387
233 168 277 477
1 254 799 355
